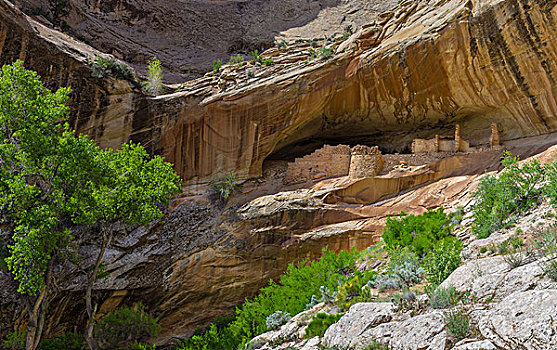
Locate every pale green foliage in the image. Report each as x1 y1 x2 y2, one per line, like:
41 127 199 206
428 286 459 309
0 61 181 298
265 311 291 330
212 60 222 75
145 57 163 95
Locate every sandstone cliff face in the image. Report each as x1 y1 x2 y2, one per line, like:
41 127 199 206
15 0 397 82
110 0 557 185
3 0 557 345
0 0 142 150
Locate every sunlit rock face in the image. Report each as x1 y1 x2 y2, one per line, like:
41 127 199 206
124 0 557 185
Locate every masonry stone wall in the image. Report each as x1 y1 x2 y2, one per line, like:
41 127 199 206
349 145 384 178
283 145 351 184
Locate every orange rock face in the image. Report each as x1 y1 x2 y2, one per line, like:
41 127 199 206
131 0 557 185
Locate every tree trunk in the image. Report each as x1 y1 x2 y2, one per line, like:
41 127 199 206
85 226 112 350
25 259 53 350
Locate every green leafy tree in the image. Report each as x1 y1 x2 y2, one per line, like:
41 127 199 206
144 57 163 96
0 61 180 350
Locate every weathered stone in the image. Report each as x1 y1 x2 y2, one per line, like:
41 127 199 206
479 290 557 349
323 302 395 349
349 145 384 179
284 145 351 184
451 339 497 350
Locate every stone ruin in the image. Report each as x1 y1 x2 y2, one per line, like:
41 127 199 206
411 124 471 154
283 144 384 184
349 145 384 178
411 124 503 154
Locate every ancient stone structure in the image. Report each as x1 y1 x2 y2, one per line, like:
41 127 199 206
490 123 502 150
412 125 471 154
349 145 384 178
283 145 351 184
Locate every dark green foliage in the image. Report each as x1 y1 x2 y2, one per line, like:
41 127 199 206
177 248 361 350
318 47 333 58
304 313 343 339
383 208 456 257
277 40 288 48
94 303 160 350
263 59 274 66
2 330 26 349
37 332 85 350
422 237 462 285
472 152 544 238
89 55 137 82
444 309 470 340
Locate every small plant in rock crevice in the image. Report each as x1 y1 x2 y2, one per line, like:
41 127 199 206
211 59 222 75
89 55 137 83
210 171 238 203
144 56 163 96
444 308 470 340
428 286 460 309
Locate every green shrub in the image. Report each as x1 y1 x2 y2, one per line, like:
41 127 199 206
318 47 333 58
472 152 544 238
304 313 343 338
362 341 389 350
177 248 361 350
428 286 459 309
248 50 262 63
335 270 377 310
89 55 136 82
94 303 160 350
37 332 86 350
263 59 274 66
227 54 244 65
144 56 163 96
422 237 462 286
277 40 288 48
443 309 470 340
126 342 156 350
210 171 238 203
383 208 456 257
211 59 222 75
2 331 26 350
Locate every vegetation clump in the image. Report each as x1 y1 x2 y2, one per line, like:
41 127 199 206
472 152 544 238
304 313 343 338
94 303 160 350
443 308 470 340
265 311 291 330
211 59 222 75
89 55 137 83
383 208 457 257
144 56 163 96
211 171 238 203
